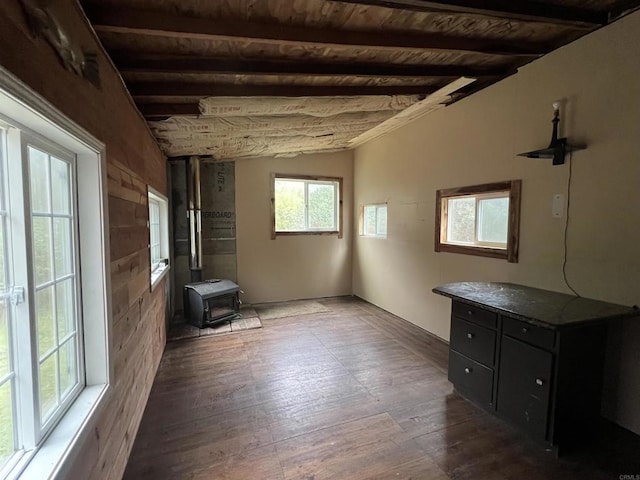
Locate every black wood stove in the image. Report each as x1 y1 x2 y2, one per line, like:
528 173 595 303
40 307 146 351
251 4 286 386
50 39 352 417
183 279 240 328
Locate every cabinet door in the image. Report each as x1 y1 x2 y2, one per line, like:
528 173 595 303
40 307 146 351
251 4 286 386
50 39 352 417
497 336 553 440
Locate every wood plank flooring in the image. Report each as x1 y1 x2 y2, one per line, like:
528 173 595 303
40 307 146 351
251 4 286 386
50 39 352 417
123 296 640 480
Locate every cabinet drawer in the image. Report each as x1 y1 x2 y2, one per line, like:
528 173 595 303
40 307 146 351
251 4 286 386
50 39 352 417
450 317 496 367
503 317 555 350
452 301 497 329
497 336 553 440
448 350 494 408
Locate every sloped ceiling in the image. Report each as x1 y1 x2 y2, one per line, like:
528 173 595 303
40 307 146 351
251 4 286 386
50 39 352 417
79 0 640 160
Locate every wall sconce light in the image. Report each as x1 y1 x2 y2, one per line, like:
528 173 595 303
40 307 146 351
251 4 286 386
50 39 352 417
518 102 585 165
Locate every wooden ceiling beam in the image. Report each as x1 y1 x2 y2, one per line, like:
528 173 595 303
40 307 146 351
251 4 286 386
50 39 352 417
332 0 607 27
608 0 640 20
85 6 546 57
113 53 512 79
137 103 201 118
129 82 440 97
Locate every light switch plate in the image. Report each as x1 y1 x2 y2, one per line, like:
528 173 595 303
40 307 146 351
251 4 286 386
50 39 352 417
552 194 564 218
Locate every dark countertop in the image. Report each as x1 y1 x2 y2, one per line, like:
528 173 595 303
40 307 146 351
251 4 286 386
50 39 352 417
433 282 638 328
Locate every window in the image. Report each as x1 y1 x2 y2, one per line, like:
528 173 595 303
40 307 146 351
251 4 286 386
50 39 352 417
360 203 387 238
271 174 343 238
435 180 521 262
147 187 169 289
1 70 110 480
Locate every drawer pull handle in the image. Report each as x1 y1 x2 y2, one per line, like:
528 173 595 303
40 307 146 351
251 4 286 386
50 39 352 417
467 333 474 339
522 327 529 334
467 310 473 316
535 378 544 386
464 367 472 374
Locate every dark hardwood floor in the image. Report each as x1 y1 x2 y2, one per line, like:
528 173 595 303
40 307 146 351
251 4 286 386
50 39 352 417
123 296 639 480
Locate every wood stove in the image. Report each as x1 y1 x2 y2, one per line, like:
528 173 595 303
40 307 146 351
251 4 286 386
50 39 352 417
183 279 240 328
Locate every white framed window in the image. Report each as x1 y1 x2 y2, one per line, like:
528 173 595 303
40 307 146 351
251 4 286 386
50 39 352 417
148 187 169 290
271 174 343 238
360 203 387 238
435 180 521 263
1 67 110 480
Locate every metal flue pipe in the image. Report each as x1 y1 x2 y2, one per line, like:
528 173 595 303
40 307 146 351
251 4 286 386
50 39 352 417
187 156 203 282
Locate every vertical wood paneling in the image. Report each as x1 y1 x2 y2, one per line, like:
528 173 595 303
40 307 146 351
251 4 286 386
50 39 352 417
0 2 168 479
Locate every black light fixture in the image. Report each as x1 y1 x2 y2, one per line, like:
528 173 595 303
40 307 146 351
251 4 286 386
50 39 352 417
518 102 585 165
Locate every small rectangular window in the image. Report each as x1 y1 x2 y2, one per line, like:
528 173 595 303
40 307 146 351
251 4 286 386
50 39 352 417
360 203 387 238
271 174 343 238
435 180 521 262
147 188 169 289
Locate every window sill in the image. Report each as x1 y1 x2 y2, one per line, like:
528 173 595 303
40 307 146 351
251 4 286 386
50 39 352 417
436 243 514 262
273 231 342 238
151 263 170 291
11 384 110 480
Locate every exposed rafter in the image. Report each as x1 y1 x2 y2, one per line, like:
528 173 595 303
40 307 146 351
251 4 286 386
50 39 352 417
79 0 638 160
331 0 608 27
84 6 547 57
113 54 513 79
137 103 200 118
608 0 640 19
128 82 440 97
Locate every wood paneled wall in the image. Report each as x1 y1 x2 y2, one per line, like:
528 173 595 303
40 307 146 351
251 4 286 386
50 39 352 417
0 1 168 478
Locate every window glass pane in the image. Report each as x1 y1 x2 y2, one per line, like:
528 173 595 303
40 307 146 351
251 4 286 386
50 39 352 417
1 131 5 292
308 183 335 230
33 216 53 285
0 301 9 378
376 206 387 236
29 146 50 214
446 197 475 244
149 201 159 224
275 180 305 231
56 279 75 341
0 380 14 466
152 224 160 247
50 157 70 215
0 222 5 292
53 217 73 277
478 197 509 244
59 339 77 398
39 352 59 422
149 200 161 265
36 286 55 357
364 205 376 235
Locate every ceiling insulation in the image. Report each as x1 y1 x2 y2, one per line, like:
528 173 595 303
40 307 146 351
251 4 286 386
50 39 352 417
151 94 428 158
80 0 640 160
198 95 421 117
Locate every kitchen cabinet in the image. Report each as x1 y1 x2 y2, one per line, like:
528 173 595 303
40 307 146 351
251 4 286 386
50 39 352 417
434 282 638 452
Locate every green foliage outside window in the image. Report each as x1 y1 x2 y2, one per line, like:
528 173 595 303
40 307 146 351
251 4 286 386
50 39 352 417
275 178 338 232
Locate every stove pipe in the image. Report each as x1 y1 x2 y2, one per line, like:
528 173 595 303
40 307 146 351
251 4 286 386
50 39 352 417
187 156 203 282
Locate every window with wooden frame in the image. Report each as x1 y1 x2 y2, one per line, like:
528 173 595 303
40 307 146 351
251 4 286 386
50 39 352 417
271 174 343 239
359 203 387 238
435 180 521 262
